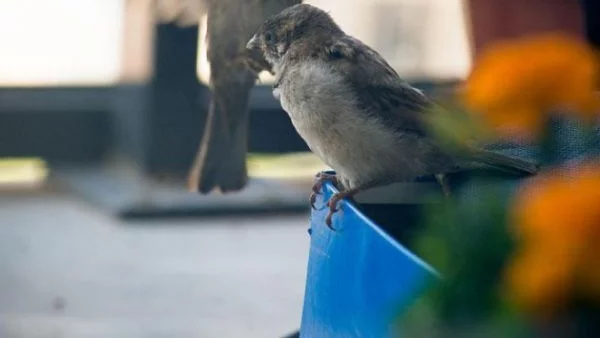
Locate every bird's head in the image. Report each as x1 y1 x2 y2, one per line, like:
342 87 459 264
246 4 343 69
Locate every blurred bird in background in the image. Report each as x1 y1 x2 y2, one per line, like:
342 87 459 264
155 0 301 194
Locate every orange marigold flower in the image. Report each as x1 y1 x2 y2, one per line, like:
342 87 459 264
505 246 575 317
506 162 600 315
463 33 600 138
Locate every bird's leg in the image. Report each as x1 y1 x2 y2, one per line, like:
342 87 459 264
435 173 452 197
309 173 339 209
324 187 362 229
324 181 382 230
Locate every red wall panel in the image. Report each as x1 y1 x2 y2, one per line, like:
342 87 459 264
468 0 585 56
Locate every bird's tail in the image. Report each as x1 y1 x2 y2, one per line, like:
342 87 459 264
467 148 539 175
187 81 252 194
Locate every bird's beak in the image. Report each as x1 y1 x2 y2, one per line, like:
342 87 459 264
246 34 259 50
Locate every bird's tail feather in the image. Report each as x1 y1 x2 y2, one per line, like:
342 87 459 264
215 112 249 193
468 148 539 175
187 92 250 194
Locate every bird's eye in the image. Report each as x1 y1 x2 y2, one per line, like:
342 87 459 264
329 49 343 59
264 32 274 43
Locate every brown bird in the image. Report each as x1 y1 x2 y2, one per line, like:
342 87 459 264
247 4 539 228
154 0 302 194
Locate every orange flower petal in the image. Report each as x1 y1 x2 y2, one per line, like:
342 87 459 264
507 162 600 315
505 248 574 316
463 33 600 137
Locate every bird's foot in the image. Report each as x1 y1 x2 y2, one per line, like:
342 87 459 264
435 173 452 198
324 188 358 230
322 180 387 229
309 173 339 209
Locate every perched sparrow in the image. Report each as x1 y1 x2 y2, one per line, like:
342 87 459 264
247 4 539 228
173 0 301 194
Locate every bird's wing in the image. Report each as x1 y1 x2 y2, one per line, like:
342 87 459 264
324 35 431 136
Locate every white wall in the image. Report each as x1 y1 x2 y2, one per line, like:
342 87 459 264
0 0 125 86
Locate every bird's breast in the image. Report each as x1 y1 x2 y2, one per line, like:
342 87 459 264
275 60 405 188
272 86 281 100
277 61 358 153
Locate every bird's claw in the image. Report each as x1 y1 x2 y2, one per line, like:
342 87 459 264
309 173 346 229
309 173 338 210
326 197 339 212
324 192 344 230
325 213 335 230
309 191 318 209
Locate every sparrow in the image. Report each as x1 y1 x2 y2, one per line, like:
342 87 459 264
157 0 302 194
246 4 539 228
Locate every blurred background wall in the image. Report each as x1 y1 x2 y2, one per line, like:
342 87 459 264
468 0 584 56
